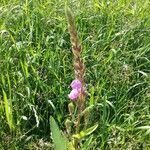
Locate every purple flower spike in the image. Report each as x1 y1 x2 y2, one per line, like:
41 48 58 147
71 79 82 90
68 89 79 100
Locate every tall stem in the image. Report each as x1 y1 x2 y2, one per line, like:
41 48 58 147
74 93 85 149
66 6 86 150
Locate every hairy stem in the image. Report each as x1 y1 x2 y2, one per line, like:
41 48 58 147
66 6 86 150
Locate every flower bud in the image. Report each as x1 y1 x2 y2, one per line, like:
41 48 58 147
82 107 90 127
65 119 72 134
68 102 74 115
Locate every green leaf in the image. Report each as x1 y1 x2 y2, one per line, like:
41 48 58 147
73 124 98 139
68 142 75 150
84 124 98 135
81 136 93 150
50 116 67 150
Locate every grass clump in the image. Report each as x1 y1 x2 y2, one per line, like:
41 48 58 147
0 0 150 149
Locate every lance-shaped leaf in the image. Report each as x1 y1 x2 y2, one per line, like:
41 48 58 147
50 116 68 150
73 124 98 139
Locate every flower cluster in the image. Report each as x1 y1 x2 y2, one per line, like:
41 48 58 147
68 79 82 100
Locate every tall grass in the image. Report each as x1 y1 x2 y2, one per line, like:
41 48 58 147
0 0 150 149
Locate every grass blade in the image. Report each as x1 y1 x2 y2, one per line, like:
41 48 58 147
2 89 14 131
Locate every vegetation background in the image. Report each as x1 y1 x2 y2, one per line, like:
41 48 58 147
0 0 150 149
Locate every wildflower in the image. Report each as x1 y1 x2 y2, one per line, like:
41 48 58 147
68 89 79 100
68 79 85 100
71 79 82 90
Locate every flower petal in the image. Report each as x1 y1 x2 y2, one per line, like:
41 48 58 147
68 89 79 100
71 79 82 90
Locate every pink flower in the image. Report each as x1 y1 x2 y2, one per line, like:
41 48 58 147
68 79 83 100
68 89 79 100
71 79 82 90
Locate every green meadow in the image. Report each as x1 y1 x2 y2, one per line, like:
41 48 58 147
0 0 150 149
